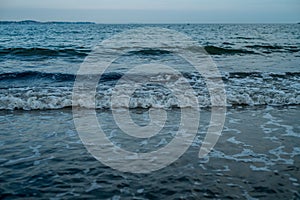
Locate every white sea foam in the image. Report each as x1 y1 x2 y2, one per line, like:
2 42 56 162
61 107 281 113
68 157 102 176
0 72 299 110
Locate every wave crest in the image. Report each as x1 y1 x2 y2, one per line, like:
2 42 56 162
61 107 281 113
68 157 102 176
0 72 299 110
0 47 89 57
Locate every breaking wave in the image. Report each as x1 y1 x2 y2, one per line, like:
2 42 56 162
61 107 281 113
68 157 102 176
0 72 299 110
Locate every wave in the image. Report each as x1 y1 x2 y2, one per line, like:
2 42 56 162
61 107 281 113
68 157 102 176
235 36 259 40
1 45 297 59
2 71 298 84
0 47 89 57
204 46 256 55
225 72 300 79
245 45 283 50
122 46 299 56
128 49 171 56
0 71 75 82
127 46 299 56
245 45 299 53
0 72 299 110
0 71 125 84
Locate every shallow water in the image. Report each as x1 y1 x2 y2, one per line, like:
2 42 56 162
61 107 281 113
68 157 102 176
0 106 299 199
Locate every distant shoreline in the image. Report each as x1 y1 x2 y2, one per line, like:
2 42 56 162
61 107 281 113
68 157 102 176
0 20 298 25
0 20 96 25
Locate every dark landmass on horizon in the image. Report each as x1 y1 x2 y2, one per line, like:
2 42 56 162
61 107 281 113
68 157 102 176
0 20 299 25
0 20 96 25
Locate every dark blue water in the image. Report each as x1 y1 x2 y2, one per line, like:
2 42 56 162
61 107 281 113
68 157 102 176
0 24 299 110
1 24 299 74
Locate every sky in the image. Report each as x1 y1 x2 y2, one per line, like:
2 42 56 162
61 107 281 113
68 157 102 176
0 0 299 23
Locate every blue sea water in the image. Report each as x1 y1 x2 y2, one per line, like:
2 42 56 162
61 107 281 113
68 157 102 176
0 24 299 199
0 24 299 109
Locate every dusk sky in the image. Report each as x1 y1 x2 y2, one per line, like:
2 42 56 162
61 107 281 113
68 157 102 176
0 0 299 23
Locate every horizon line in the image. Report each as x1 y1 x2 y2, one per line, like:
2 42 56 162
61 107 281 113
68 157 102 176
0 20 299 24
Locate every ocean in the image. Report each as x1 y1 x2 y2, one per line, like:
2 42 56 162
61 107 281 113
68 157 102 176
0 24 299 199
